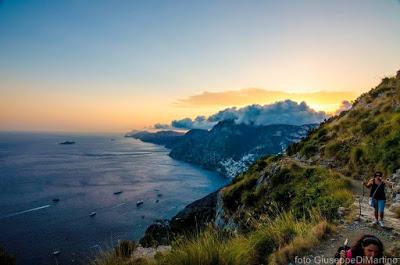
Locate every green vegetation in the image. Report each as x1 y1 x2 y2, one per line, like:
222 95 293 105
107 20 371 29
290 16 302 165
221 158 352 223
91 240 142 265
93 211 334 265
288 74 400 178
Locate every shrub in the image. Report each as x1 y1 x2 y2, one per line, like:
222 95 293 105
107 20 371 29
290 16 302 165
115 240 137 258
325 142 342 157
360 119 378 134
301 142 318 157
156 226 259 265
222 175 258 211
351 147 364 164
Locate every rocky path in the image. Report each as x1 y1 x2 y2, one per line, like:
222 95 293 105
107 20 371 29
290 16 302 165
295 176 400 264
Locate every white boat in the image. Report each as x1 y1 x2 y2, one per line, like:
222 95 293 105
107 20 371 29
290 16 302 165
136 200 144 206
89 212 96 217
53 250 61 255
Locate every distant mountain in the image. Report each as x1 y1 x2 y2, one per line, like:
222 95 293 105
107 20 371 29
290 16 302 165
127 120 316 178
125 130 185 148
169 120 316 177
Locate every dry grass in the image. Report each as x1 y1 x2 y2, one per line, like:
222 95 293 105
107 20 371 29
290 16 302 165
394 207 400 219
268 220 335 265
92 210 335 265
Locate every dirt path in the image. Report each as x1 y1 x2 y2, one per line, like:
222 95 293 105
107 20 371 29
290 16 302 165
295 176 400 265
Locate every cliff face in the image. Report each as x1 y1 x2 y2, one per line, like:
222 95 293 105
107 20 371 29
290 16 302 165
129 121 315 178
169 121 315 177
140 191 220 247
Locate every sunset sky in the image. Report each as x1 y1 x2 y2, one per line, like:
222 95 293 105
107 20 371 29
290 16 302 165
1 0 400 132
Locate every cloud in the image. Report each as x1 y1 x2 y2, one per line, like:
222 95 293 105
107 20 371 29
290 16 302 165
335 100 353 115
154 123 171 129
209 100 327 126
155 100 328 130
174 87 356 113
171 116 216 130
175 88 285 107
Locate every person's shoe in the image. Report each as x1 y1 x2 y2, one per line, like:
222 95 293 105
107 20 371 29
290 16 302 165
373 220 379 225
378 220 385 227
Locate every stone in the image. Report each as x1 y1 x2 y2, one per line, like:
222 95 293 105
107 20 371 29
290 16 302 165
389 202 400 212
395 194 400 203
337 207 346 217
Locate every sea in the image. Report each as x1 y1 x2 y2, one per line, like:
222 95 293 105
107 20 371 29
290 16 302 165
0 132 229 265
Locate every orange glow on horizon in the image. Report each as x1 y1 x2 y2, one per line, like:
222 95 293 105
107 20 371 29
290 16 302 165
0 83 359 132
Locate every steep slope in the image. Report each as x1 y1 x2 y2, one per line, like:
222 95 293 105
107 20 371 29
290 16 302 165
288 71 400 179
220 70 400 227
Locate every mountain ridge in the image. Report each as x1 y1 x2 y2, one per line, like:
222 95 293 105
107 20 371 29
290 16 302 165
128 121 316 178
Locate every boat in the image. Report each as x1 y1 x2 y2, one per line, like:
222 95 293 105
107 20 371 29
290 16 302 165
113 191 123 195
53 250 61 256
89 212 96 217
136 200 144 206
59 141 75 145
52 198 60 202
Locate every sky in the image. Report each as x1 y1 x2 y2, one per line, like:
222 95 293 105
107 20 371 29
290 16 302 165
0 0 399 132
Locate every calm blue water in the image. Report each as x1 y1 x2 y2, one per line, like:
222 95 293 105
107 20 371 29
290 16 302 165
0 132 228 265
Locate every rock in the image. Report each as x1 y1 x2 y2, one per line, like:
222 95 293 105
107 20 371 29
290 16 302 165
337 207 346 217
389 202 400 212
133 245 171 259
140 190 220 247
139 220 171 247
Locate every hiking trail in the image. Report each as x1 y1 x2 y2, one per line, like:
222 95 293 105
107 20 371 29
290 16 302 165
296 176 400 264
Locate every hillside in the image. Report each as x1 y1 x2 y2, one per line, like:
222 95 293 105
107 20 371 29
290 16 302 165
288 71 400 179
94 70 400 265
218 70 400 225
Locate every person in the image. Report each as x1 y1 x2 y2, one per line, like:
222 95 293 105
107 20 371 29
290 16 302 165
336 235 384 265
364 171 392 227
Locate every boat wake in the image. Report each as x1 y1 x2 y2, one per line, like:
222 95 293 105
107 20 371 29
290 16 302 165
0 205 51 220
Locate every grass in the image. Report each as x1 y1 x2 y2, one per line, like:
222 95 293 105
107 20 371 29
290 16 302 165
91 240 150 265
287 74 400 178
394 207 400 219
221 158 352 223
92 210 335 265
